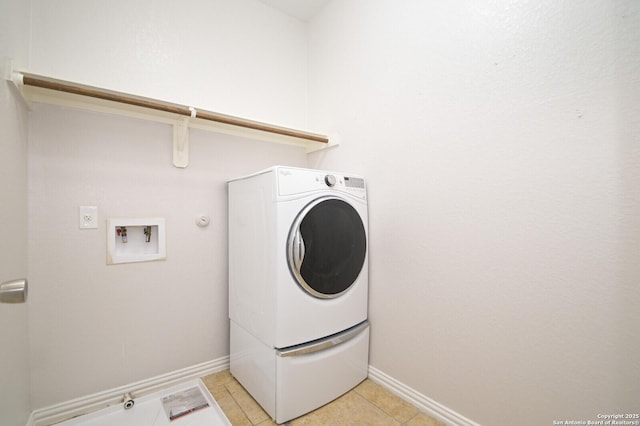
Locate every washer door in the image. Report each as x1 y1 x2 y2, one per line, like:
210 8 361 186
288 197 367 299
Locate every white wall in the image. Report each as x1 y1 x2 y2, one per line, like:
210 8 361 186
26 0 312 409
30 0 309 129
22 0 640 422
0 0 32 424
308 1 640 425
27 104 308 408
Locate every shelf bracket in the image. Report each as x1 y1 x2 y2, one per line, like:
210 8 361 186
4 58 31 110
306 133 340 153
173 113 193 168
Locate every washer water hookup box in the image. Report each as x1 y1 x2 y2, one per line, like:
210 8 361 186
107 217 166 265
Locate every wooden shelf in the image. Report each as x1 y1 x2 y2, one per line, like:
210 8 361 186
11 71 333 167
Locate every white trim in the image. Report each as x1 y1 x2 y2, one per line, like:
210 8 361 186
26 359 477 426
27 356 229 426
368 365 481 426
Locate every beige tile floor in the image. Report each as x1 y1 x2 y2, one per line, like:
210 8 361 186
202 370 446 426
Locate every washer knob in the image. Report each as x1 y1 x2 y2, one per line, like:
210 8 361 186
324 174 337 187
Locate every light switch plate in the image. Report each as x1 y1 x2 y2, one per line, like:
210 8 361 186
79 206 98 229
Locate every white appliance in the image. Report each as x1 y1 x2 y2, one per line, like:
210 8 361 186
228 166 369 424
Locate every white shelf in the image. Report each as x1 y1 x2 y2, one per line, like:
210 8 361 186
9 69 337 167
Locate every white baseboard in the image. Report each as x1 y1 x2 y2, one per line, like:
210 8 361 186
27 359 474 426
368 365 480 426
28 356 230 426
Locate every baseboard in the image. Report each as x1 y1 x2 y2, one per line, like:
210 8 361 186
27 356 230 426
368 365 480 426
27 359 472 426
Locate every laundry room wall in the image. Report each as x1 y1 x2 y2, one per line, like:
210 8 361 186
29 0 310 130
0 0 32 423
26 0 311 409
27 105 309 408
307 1 640 426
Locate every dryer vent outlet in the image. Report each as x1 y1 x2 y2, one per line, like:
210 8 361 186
122 393 135 410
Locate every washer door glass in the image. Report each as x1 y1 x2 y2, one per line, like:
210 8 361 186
288 197 367 298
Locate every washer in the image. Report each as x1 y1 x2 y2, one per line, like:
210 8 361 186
228 166 369 424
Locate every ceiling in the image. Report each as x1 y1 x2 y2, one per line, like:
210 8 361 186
257 0 332 21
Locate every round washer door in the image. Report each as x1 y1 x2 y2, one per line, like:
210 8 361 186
287 197 367 298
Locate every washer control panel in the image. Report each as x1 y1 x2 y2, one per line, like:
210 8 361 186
277 167 366 199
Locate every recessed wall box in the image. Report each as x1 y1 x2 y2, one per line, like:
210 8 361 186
107 217 166 265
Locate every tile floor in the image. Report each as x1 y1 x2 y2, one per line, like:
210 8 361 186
201 370 446 426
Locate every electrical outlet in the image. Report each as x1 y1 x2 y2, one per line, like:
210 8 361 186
79 206 98 229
